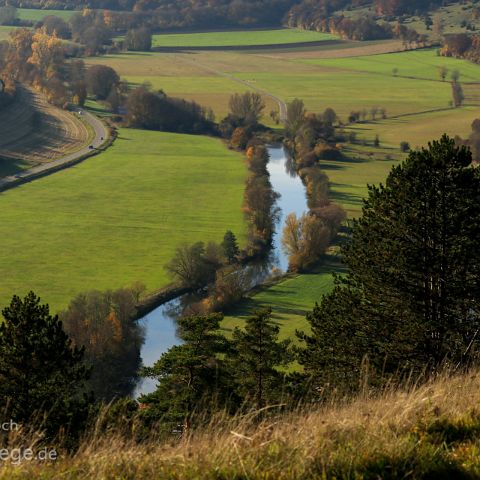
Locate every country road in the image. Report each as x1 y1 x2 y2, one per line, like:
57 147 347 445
0 108 109 192
177 55 288 122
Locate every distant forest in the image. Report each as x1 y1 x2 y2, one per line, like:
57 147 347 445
0 0 447 30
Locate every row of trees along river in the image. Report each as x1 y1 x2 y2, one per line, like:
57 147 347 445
136 145 308 396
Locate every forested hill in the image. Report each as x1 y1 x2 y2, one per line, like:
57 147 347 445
0 0 461 37
0 0 446 18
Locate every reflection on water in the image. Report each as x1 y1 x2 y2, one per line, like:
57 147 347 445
135 145 309 397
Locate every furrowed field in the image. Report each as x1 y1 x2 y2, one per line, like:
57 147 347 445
0 129 246 312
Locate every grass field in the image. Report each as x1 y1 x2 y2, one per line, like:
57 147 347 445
0 25 11 40
303 48 480 83
17 7 77 22
151 29 336 48
222 255 344 341
0 129 246 312
90 47 480 217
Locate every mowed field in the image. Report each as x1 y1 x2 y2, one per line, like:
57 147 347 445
222 255 343 342
91 45 480 217
0 129 246 312
17 7 77 22
151 29 336 48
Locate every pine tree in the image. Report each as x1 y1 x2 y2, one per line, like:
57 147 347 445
0 292 92 438
299 136 480 390
222 230 240 263
231 308 292 408
140 313 235 429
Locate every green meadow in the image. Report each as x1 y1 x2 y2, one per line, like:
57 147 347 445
0 129 246 312
0 26 12 41
17 8 77 22
151 29 336 48
303 48 480 82
222 256 343 340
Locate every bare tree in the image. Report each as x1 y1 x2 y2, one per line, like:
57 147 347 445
228 92 265 126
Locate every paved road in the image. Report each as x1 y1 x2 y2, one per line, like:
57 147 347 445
177 56 287 123
0 108 109 192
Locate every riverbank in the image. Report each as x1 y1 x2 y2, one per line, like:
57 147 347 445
135 144 310 395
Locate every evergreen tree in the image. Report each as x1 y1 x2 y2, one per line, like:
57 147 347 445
299 136 480 390
0 292 92 438
231 309 292 408
140 314 235 429
222 230 240 263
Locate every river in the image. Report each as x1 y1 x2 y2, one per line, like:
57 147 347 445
135 145 309 396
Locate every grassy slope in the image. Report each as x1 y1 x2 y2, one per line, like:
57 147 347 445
222 255 343 341
151 29 336 48
5 370 480 478
0 129 246 312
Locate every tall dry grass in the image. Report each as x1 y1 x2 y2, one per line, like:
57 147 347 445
3 370 480 479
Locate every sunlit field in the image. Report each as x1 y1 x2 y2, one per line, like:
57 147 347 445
0 129 246 312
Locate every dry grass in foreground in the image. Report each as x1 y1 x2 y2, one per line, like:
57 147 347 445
4 370 480 479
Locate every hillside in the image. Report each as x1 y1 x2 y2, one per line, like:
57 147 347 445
4 369 480 478
0 86 91 177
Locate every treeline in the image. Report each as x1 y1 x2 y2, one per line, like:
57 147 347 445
126 85 216 135
441 33 480 64
287 2 427 42
282 98 346 271
374 0 443 15
0 28 108 107
0 0 297 30
455 118 480 163
0 28 70 106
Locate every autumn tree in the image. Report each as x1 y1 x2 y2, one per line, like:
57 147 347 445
282 212 331 272
42 15 71 39
61 286 145 401
124 27 152 51
452 81 464 107
439 66 448 82
228 92 265 126
86 64 119 100
165 242 218 289
285 98 305 140
322 107 337 126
